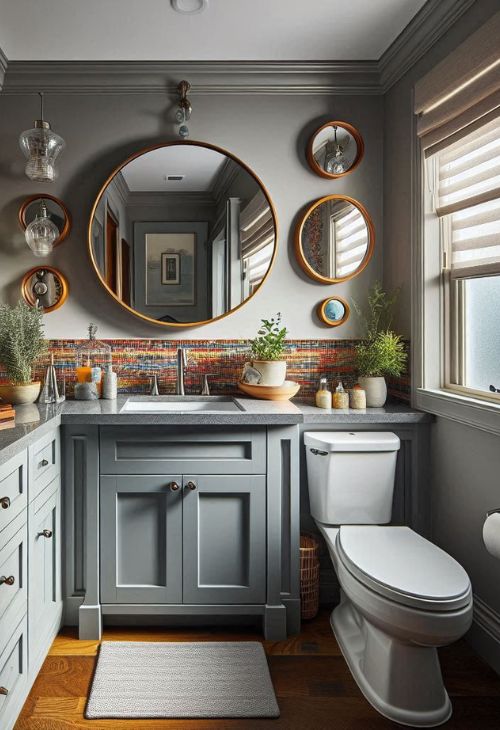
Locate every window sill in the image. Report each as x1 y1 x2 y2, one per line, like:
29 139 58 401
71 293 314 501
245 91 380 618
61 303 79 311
415 388 500 436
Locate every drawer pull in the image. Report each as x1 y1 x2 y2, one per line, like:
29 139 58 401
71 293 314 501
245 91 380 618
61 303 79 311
0 575 15 586
168 482 180 492
0 496 10 509
38 529 53 538
186 481 197 491
0 687 8 696
40 459 49 467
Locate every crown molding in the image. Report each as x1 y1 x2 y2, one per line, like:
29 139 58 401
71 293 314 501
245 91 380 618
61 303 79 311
0 46 7 90
378 0 476 92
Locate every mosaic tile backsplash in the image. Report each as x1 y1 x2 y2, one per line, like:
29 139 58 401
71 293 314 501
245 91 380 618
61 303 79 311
1 339 410 402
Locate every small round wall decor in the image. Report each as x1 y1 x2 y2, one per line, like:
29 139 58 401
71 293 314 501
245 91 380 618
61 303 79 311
317 296 349 327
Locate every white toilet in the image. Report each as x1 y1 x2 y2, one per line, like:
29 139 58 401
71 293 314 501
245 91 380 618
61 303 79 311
305 431 473 728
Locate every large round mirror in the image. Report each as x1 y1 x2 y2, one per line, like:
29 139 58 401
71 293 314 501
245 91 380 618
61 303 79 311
88 141 277 327
295 195 374 283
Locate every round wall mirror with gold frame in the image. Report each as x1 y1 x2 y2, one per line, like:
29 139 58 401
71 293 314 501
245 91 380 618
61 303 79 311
21 266 69 313
19 194 71 247
307 121 364 179
88 140 278 328
295 195 375 284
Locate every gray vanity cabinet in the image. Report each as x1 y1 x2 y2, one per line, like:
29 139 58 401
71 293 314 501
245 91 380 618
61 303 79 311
182 475 266 604
100 475 183 604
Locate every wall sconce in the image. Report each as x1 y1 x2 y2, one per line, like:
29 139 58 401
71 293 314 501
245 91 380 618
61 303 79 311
176 80 192 138
19 92 65 182
24 200 60 256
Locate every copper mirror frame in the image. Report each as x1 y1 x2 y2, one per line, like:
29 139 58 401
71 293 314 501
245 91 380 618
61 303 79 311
307 121 364 180
295 194 375 284
18 194 72 247
317 295 350 327
21 266 69 313
87 140 279 329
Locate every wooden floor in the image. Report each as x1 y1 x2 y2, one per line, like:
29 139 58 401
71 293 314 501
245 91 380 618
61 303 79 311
15 610 500 729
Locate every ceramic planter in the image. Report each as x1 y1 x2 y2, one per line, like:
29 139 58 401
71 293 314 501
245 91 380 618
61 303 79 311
252 360 287 387
357 376 387 408
0 381 41 405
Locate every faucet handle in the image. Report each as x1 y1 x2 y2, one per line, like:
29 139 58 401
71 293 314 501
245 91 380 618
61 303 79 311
201 374 210 396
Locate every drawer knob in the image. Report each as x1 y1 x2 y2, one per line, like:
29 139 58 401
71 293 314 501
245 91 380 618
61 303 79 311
40 459 49 467
0 575 15 586
0 687 8 696
0 497 10 509
186 481 197 491
168 481 180 492
38 529 53 539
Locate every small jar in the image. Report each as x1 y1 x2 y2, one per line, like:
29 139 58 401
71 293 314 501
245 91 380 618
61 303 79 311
315 377 332 409
332 381 349 409
349 384 367 409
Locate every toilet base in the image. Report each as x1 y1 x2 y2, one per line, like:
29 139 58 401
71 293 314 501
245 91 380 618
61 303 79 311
331 596 452 728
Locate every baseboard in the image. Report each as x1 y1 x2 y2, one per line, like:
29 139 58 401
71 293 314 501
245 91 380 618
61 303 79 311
467 593 500 675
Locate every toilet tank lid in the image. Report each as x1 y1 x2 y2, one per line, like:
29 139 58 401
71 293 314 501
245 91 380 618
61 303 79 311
304 431 400 452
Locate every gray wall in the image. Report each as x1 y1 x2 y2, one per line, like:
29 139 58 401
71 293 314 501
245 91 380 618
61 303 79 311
383 0 500 670
0 92 383 339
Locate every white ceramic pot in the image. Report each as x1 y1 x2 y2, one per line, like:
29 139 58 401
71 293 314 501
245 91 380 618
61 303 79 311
357 376 387 408
0 381 41 405
252 360 287 387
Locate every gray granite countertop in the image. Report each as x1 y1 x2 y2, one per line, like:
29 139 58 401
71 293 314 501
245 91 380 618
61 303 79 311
0 396 430 461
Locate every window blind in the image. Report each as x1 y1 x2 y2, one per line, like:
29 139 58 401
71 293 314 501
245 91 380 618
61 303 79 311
436 115 500 278
240 189 274 257
333 204 368 278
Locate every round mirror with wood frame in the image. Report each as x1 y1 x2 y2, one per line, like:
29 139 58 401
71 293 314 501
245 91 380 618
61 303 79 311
21 266 69 313
18 194 71 247
307 121 364 179
88 140 278 328
295 194 375 284
316 295 350 327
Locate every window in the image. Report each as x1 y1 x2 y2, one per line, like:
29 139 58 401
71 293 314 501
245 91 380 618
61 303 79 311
240 190 275 296
330 203 368 278
426 114 500 402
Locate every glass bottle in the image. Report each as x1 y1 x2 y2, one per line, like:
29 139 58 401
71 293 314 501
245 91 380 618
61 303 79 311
332 381 349 409
315 377 332 409
75 324 111 398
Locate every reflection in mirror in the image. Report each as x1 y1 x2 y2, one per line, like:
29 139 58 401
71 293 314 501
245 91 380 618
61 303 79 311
296 195 374 283
317 296 349 327
18 194 71 249
307 121 364 179
89 142 277 326
21 266 69 313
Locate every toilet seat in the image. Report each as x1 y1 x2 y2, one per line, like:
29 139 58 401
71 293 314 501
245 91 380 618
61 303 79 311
336 525 471 612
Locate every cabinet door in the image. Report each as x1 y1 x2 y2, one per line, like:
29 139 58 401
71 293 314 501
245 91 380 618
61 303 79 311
100 476 182 604
183 475 266 604
29 478 62 666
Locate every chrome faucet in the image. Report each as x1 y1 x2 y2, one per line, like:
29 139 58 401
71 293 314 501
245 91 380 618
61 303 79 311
176 348 187 395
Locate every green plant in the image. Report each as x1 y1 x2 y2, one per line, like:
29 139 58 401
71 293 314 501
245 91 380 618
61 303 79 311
352 281 399 340
250 313 288 361
356 330 407 378
0 302 47 384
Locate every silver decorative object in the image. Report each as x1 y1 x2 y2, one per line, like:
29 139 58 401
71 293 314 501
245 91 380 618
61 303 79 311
39 354 65 404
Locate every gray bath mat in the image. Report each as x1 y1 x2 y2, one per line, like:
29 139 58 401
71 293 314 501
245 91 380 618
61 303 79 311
85 641 279 719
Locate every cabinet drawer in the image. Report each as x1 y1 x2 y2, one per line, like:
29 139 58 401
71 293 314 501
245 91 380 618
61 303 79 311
0 615 27 730
0 451 27 535
29 429 60 501
0 515 27 658
100 427 266 475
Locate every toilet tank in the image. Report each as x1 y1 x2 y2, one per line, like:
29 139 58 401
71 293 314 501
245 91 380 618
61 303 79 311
304 432 400 525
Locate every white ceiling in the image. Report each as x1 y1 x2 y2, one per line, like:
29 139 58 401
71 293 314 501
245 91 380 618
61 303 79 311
0 0 428 61
121 145 227 192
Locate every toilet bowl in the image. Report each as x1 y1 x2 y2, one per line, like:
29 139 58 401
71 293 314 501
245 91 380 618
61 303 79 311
305 432 473 728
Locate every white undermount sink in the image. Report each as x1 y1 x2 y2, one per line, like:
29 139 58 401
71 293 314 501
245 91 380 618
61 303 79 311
121 396 243 413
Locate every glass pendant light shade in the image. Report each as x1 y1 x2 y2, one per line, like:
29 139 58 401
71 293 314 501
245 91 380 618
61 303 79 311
25 202 59 257
19 93 65 182
325 127 348 175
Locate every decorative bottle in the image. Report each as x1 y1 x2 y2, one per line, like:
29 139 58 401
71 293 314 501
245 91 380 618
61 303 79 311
332 381 349 409
75 324 111 399
315 377 332 409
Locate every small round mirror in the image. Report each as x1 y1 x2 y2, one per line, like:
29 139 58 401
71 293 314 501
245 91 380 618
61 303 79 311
295 195 374 284
21 266 69 313
307 121 364 179
317 296 349 327
18 194 71 247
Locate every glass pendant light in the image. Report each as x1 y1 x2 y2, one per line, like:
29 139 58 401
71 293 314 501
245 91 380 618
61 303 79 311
19 92 65 182
25 200 59 256
325 126 348 175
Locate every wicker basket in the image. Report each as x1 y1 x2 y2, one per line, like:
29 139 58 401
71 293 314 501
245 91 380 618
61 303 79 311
300 534 320 620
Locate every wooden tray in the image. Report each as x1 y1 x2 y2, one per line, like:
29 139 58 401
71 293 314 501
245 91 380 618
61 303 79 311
238 380 300 401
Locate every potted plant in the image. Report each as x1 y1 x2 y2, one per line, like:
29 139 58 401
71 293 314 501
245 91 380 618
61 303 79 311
353 283 407 407
250 312 288 386
0 301 47 404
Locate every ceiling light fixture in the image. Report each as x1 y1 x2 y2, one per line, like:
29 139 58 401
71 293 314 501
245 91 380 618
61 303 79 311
176 80 192 138
19 92 65 182
171 0 208 14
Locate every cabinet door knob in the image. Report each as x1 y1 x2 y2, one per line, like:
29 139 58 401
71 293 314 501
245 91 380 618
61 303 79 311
0 496 10 509
0 686 8 696
168 481 180 492
0 575 15 586
40 459 49 467
38 529 53 538
186 481 197 491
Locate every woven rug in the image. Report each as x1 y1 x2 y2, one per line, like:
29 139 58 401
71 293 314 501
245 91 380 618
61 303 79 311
85 641 279 719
